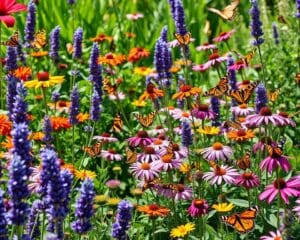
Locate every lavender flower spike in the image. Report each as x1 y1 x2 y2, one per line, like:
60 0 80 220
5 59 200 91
12 82 28 125
6 75 18 120
49 26 61 63
90 87 101 121
73 27 83 59
112 200 133 240
181 121 192 147
0 190 8 239
42 115 53 146
72 178 95 234
211 97 221 126
5 47 18 72
249 0 264 46
89 43 103 98
296 0 300 18
255 83 268 113
69 84 80 125
160 26 168 42
24 0 36 47
272 22 279 45
68 0 76 4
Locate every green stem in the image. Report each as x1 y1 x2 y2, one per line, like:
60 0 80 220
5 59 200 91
42 88 48 115
79 121 96 169
257 44 266 85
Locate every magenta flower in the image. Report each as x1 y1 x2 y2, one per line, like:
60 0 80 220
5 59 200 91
201 142 233 161
277 112 296 127
152 153 183 171
259 177 300 204
101 149 122 161
148 126 168 136
137 147 161 162
204 52 228 69
230 104 254 117
105 179 121 189
293 198 300 219
228 60 247 71
129 159 160 181
191 103 216 120
260 230 283 240
93 133 118 142
158 143 188 160
259 151 291 174
155 184 193 201
192 63 210 72
172 110 193 122
244 107 286 128
203 165 239 185
196 43 217 51
235 172 260 189
188 199 209 217
149 138 170 151
213 29 236 42
127 130 153 147
0 0 27 27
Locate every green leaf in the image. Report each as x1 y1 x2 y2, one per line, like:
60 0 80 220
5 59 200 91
227 198 250 208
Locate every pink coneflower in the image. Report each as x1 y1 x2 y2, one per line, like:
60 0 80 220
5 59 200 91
105 179 121 189
191 103 216 120
93 133 118 142
277 112 296 127
127 130 153 147
172 110 193 122
149 138 170 151
259 154 291 174
156 184 193 201
148 126 168 136
158 143 188 160
101 149 122 161
260 230 283 240
160 106 182 116
228 60 247 71
213 29 236 42
129 159 160 181
203 165 239 185
192 63 210 72
196 43 217 51
109 91 125 100
188 199 209 217
244 107 286 128
204 52 228 68
28 166 41 193
252 137 273 153
126 13 144 20
168 38 195 48
201 142 233 161
230 104 254 117
293 198 300 219
259 177 300 204
235 172 260 189
152 153 183 171
138 147 161 162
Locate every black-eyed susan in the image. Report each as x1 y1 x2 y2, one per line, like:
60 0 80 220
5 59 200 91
212 202 234 212
227 129 255 142
132 99 147 107
133 66 153 76
98 52 126 66
74 170 96 180
24 72 64 89
197 126 220 135
172 84 202 101
139 83 164 101
170 222 195 239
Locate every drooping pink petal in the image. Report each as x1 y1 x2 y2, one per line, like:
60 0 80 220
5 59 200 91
6 3 27 14
0 15 15 27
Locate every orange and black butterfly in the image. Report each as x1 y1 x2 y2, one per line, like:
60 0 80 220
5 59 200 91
83 141 103 158
126 147 137 164
224 120 243 130
266 137 286 158
236 151 251 170
267 89 280 102
142 178 160 191
227 81 259 105
31 29 47 49
207 0 240 21
0 31 19 47
134 110 158 128
174 32 191 46
103 78 118 95
112 114 123 132
295 73 300 85
161 142 175 160
221 206 259 234
203 76 229 97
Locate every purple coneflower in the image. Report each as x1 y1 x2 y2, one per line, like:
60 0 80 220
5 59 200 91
101 149 122 161
138 147 161 162
204 52 228 69
260 230 283 240
201 142 233 161
188 199 209 217
203 165 239 185
158 143 188 160
235 172 260 189
213 30 236 43
250 0 264 46
259 177 300 204
156 184 193 201
293 198 300 219
152 153 183 172
172 110 192 122
196 43 216 51
191 103 215 120
106 179 121 189
148 126 168 136
277 112 296 127
93 133 118 142
231 104 254 117
129 159 160 181
127 131 153 147
259 154 291 174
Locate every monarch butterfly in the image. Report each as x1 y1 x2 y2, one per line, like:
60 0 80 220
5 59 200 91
174 32 191 46
224 120 243 130
267 89 280 102
0 31 19 47
161 142 175 160
207 0 240 21
112 114 123 132
266 137 286 158
221 206 259 234
83 141 103 158
209 160 219 170
236 151 251 170
227 81 259 104
103 78 118 95
126 147 137 164
134 110 158 128
203 76 229 97
31 29 47 49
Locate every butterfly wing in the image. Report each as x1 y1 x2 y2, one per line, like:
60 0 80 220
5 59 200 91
239 206 259 219
243 49 256 66
103 78 117 95
227 81 259 104
112 114 123 132
161 142 175 160
208 0 239 20
267 89 280 102
174 32 191 46
135 110 157 128
0 31 19 47
126 147 137 164
203 76 228 97
31 29 47 49
84 141 102 158
236 152 251 170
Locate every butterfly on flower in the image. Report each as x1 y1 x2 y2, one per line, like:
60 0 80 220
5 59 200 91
31 29 47 49
142 178 160 191
103 78 118 95
134 110 158 128
221 206 259 234
174 32 191 46
161 142 175 160
111 114 123 132
226 81 259 104
234 49 256 66
83 141 103 158
265 137 286 158
126 147 137 164
203 75 229 97
0 31 19 47
207 0 240 21
267 89 280 102
236 151 251 170
224 120 243 130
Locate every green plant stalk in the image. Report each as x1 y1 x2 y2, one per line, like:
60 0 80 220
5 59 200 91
42 88 48 115
257 44 266 85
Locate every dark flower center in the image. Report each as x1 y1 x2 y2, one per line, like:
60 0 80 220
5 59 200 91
279 112 289 118
219 32 228 37
209 53 220 60
58 101 67 107
197 104 209 111
146 83 155 94
108 149 116 154
155 125 163 129
236 129 247 137
214 167 226 176
180 85 192 92
137 47 144 52
273 178 286 189
261 137 272 145
106 53 114 59
137 130 149 138
140 163 151 170
148 204 159 211
37 72 49 81
203 42 209 46
162 154 172 163
144 147 155 154
172 143 179 151
158 134 166 140
242 80 250 85
242 172 254 180
176 184 185 192
259 107 272 116
194 199 205 208
102 132 111 137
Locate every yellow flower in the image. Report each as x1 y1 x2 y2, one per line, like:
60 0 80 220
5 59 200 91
24 72 64 89
132 100 147 107
179 162 190 174
106 197 121 206
94 194 108 204
29 132 45 141
212 202 234 212
133 67 153 76
74 170 97 180
170 223 195 239
197 126 220 135
76 113 90 123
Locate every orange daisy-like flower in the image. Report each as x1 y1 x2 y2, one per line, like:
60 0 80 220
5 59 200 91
227 129 255 142
76 113 90 123
98 52 126 66
75 170 97 180
31 51 49 58
61 163 76 174
137 204 170 218
14 66 32 81
90 33 113 43
48 100 71 113
133 67 153 76
1 136 13 149
128 47 150 62
0 114 12 136
172 84 202 101
50 117 71 131
139 83 164 101
29 132 44 141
